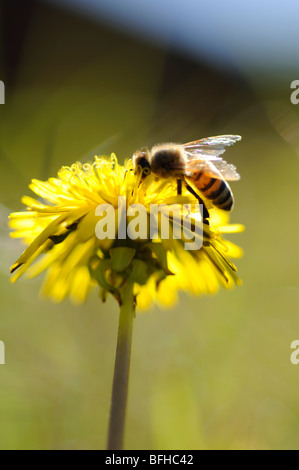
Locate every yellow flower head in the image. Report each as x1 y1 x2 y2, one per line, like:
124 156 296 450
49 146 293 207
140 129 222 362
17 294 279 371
9 155 244 309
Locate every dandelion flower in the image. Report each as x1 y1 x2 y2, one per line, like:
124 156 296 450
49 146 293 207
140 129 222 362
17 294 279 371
9 155 243 308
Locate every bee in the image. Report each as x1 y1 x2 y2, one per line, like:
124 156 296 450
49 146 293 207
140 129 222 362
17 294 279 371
133 135 241 220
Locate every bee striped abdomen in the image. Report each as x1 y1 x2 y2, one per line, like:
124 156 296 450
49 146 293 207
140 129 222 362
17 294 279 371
189 172 234 211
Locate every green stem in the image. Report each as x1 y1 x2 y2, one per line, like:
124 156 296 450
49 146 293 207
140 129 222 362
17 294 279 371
107 282 135 450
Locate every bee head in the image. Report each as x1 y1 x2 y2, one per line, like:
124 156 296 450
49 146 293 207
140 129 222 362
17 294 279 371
132 147 151 177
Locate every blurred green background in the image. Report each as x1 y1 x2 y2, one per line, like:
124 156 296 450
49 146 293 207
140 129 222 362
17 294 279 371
1 0 299 450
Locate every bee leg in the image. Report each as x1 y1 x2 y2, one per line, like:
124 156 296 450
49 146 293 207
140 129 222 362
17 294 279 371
183 180 210 225
177 178 182 195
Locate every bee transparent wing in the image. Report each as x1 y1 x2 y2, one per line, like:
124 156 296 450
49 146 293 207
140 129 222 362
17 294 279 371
183 135 242 157
184 156 240 181
182 135 241 181
208 159 240 181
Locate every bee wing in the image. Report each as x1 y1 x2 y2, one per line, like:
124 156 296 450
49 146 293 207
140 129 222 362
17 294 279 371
183 157 241 181
183 135 242 157
182 135 241 181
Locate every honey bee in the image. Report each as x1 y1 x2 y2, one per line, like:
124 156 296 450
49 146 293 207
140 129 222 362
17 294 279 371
133 135 241 220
